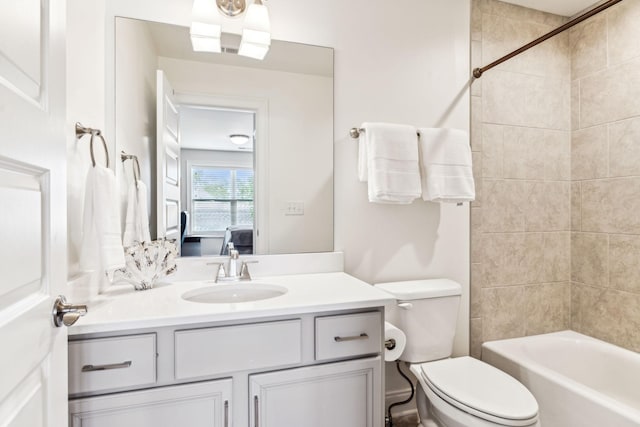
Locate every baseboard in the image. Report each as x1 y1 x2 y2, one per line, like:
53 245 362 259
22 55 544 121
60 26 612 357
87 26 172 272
385 387 417 418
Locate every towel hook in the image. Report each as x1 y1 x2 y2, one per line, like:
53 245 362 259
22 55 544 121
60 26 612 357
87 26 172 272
120 152 141 186
76 123 109 168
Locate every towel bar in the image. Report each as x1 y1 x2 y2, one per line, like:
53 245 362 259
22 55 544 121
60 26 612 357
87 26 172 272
75 122 109 168
349 127 420 139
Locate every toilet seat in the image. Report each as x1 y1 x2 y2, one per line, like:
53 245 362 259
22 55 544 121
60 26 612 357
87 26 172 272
418 357 538 427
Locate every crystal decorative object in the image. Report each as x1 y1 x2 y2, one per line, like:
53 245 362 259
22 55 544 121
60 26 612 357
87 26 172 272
113 239 178 290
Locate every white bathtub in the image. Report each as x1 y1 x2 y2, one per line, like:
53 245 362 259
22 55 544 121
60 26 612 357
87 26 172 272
482 330 640 427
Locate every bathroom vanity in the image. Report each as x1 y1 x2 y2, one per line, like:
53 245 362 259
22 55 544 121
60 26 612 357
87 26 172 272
67 271 393 427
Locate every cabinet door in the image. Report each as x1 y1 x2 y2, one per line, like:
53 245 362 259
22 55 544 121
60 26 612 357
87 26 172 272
250 357 382 427
69 379 232 427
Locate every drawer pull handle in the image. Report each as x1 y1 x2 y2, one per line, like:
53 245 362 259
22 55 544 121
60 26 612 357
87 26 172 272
224 400 229 427
334 333 369 342
81 361 132 372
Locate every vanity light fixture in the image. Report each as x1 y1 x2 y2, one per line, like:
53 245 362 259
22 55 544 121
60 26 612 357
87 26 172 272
216 0 246 17
237 0 271 60
191 0 222 53
191 0 271 59
229 134 251 145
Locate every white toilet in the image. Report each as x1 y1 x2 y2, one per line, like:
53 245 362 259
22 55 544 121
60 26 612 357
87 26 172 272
376 279 540 427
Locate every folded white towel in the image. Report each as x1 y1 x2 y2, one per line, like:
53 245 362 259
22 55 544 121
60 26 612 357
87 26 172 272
418 128 475 203
80 165 126 280
359 122 421 204
123 180 151 247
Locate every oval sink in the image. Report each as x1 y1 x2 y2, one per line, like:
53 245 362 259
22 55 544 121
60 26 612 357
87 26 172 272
182 283 287 304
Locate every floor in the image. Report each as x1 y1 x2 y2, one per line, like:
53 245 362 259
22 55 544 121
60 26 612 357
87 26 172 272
390 413 419 427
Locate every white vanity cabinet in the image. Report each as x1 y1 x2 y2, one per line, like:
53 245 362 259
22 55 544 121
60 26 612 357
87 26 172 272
69 379 232 427
250 357 379 427
68 309 384 427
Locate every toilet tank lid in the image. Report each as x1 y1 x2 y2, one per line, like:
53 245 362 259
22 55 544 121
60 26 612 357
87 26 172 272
374 279 462 300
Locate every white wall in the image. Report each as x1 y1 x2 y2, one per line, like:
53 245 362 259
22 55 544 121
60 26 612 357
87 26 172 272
114 18 158 237
66 0 106 299
67 0 471 413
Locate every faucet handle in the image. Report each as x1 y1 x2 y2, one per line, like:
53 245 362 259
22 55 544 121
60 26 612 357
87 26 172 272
206 262 227 283
239 260 258 280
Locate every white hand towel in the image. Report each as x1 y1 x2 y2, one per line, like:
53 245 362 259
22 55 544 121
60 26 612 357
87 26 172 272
123 180 151 247
79 165 126 280
359 122 421 204
418 128 475 203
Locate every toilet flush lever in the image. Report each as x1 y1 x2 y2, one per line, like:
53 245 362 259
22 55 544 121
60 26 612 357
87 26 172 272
398 302 413 310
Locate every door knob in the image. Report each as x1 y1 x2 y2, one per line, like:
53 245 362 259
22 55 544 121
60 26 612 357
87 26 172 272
52 295 88 327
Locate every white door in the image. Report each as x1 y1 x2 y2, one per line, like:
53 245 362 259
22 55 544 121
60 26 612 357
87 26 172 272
156 70 181 244
250 358 382 427
0 1 72 426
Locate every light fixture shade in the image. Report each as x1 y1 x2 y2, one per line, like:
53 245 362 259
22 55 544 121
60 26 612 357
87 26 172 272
229 134 251 145
191 0 222 53
238 1 271 60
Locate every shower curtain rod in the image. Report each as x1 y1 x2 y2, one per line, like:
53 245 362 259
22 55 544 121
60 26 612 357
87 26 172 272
472 0 624 78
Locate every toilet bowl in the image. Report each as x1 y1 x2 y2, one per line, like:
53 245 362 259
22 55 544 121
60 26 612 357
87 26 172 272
375 280 540 427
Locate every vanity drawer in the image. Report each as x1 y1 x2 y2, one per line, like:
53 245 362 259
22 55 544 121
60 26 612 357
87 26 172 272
68 334 157 395
175 319 302 380
315 312 382 361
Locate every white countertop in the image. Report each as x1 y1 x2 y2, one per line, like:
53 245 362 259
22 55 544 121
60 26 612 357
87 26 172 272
69 272 395 336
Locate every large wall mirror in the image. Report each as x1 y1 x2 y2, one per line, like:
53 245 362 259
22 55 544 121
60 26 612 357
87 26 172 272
115 17 334 256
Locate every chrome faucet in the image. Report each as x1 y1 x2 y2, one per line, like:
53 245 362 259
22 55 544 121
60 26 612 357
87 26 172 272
208 243 258 283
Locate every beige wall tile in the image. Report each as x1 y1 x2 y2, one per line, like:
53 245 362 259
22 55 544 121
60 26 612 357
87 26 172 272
481 286 526 341
608 0 640 66
482 180 526 232
543 232 570 282
582 178 640 233
503 127 544 180
471 207 482 263
571 125 608 180
471 0 484 42
471 96 483 152
609 117 640 177
544 130 571 181
571 232 609 286
470 318 483 359
482 13 569 78
481 233 543 287
609 234 640 294
525 181 571 231
571 182 581 231
580 57 640 128
569 13 607 79
483 70 570 130
571 79 580 131
481 0 566 27
525 282 571 335
471 263 483 318
570 282 582 332
471 41 483 97
577 285 640 353
482 124 504 178
472 151 482 181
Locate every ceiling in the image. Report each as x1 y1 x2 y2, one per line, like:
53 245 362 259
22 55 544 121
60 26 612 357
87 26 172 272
500 0 600 17
180 106 255 152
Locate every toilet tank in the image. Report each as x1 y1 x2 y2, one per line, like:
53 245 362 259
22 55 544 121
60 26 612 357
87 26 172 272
375 279 461 363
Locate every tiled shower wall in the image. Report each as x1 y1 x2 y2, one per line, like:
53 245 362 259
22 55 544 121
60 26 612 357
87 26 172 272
570 0 640 352
471 0 640 356
469 0 572 357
